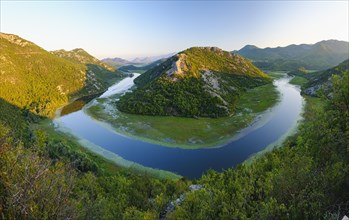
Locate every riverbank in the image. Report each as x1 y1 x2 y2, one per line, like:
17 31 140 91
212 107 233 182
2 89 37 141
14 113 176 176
86 81 280 149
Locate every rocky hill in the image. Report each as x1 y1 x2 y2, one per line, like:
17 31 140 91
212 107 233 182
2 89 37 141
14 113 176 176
52 48 115 71
51 48 121 94
0 33 120 117
303 59 349 96
117 47 270 118
235 40 349 71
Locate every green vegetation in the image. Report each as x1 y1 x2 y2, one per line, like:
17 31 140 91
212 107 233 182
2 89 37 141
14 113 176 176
118 59 167 74
264 71 287 79
87 83 279 148
1 32 348 218
0 97 188 219
0 33 121 117
1 71 348 219
117 47 271 118
167 72 349 219
289 76 309 86
286 59 349 96
302 59 349 96
236 40 349 70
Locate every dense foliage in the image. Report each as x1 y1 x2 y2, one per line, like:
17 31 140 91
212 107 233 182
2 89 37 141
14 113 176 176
0 33 120 117
117 47 270 118
1 72 347 219
51 48 115 72
302 59 349 95
236 40 349 71
168 72 349 219
0 99 188 219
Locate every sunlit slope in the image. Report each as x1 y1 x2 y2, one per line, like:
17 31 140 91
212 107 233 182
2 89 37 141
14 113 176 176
0 33 118 117
117 47 271 117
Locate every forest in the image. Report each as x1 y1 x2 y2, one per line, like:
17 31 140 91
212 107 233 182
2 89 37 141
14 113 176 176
1 72 348 219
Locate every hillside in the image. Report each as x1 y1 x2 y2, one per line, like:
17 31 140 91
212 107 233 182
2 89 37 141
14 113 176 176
101 57 136 68
51 48 121 92
117 47 271 118
0 33 120 117
118 58 167 73
52 48 115 71
235 40 349 70
302 59 349 96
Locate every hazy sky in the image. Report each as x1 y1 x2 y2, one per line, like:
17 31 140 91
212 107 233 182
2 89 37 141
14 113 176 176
1 1 348 59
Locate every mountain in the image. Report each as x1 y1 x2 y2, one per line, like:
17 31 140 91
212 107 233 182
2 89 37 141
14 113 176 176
131 52 176 64
117 47 270 118
0 33 120 117
52 48 115 71
302 59 349 96
235 40 349 71
51 48 120 92
102 57 137 68
118 58 167 73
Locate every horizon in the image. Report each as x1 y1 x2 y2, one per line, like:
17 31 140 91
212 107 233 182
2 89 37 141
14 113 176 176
1 1 348 59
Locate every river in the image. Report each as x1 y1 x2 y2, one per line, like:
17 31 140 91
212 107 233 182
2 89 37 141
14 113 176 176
54 74 304 179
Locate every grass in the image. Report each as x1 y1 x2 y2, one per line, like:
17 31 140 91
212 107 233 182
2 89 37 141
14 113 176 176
86 82 280 149
289 76 309 87
264 71 288 79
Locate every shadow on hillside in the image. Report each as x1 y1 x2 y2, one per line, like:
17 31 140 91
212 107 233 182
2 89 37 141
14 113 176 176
0 98 44 144
63 64 125 117
60 93 102 116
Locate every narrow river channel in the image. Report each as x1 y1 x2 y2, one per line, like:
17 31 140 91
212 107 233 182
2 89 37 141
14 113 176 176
54 74 304 179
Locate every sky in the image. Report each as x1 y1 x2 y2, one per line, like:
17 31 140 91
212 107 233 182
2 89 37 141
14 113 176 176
1 1 348 59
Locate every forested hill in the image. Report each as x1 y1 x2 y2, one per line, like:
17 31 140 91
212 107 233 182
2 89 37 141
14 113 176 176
0 33 120 117
302 59 349 96
235 40 349 70
117 47 271 118
52 48 115 71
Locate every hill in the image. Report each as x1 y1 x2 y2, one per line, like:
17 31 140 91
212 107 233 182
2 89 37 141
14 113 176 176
302 59 349 96
52 48 115 71
51 48 121 92
0 33 120 117
117 47 271 118
101 57 137 68
118 58 167 73
131 52 176 64
235 40 349 71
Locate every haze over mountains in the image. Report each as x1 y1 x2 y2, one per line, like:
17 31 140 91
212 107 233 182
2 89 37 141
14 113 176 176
102 52 176 68
235 40 349 71
102 40 348 74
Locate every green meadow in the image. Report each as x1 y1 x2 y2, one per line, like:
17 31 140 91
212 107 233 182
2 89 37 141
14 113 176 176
86 82 280 149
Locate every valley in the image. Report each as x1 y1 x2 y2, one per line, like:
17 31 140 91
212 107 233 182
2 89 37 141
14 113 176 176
1 2 348 216
53 71 303 178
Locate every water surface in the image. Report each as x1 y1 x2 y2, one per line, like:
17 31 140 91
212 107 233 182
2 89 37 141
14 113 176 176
55 76 304 179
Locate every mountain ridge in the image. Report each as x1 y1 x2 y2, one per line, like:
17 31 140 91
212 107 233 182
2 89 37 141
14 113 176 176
235 40 349 70
0 33 120 117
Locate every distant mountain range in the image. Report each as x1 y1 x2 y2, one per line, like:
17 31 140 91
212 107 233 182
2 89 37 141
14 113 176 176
118 58 167 73
0 33 120 117
102 52 176 68
235 40 349 71
102 57 137 68
130 52 176 64
117 47 270 118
